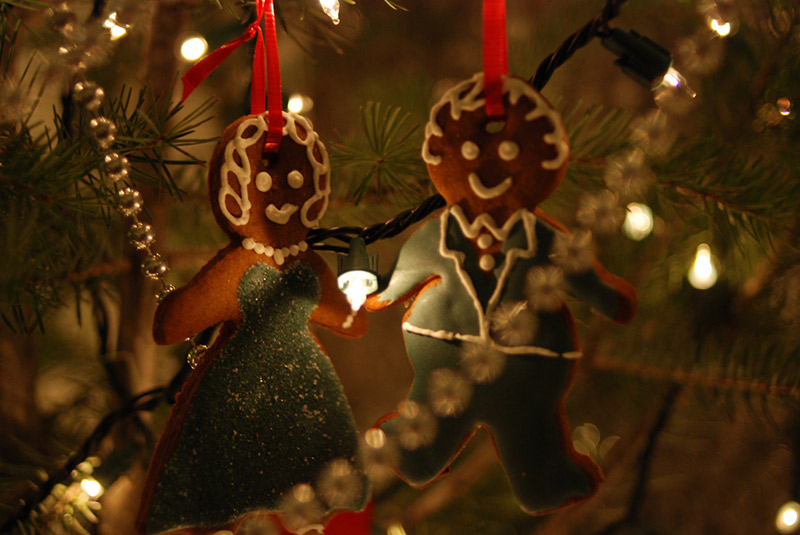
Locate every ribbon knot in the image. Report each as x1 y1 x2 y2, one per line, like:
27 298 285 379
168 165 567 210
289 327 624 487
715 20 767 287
181 0 283 152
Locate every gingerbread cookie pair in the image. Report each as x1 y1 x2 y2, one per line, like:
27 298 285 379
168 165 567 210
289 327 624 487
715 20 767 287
138 73 636 535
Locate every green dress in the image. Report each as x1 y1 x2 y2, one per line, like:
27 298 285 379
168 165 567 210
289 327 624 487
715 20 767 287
144 261 366 534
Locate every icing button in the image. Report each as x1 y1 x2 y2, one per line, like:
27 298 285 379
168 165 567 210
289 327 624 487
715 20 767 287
479 254 495 271
477 233 493 249
281 247 290 258
242 238 255 250
299 241 308 252
273 248 285 265
264 245 274 256
254 243 265 254
289 244 300 256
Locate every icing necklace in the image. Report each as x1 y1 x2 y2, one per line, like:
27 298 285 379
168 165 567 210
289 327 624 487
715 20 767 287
242 237 309 266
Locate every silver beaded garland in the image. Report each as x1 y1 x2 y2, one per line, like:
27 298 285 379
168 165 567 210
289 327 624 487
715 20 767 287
73 81 105 112
116 187 142 216
102 152 130 181
89 117 117 149
141 253 169 280
127 222 155 250
186 343 208 369
55 0 192 367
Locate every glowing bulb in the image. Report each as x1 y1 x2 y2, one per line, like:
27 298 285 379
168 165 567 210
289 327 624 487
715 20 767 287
80 477 103 498
180 36 208 61
287 93 313 114
103 12 127 40
338 270 378 312
660 66 696 98
319 0 340 24
777 501 800 534
778 97 792 116
687 243 718 290
709 18 731 37
623 203 654 241
387 524 408 535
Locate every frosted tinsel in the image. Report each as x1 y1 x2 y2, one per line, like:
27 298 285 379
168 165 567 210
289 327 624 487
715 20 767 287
549 230 595 274
427 368 473 417
525 265 567 312
459 342 507 383
394 401 438 450
488 302 538 346
575 190 624 235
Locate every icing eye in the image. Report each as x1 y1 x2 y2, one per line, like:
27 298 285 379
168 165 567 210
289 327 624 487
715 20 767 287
461 141 480 160
498 140 520 161
288 170 305 189
255 171 272 192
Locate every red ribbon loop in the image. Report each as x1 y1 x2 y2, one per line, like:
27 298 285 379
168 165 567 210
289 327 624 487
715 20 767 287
181 0 283 152
483 0 508 119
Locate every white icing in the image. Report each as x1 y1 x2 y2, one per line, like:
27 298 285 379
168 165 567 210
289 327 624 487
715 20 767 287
468 172 513 199
216 112 331 229
242 237 307 266
265 203 298 224
498 140 519 161
287 170 304 189
255 171 272 192
477 233 493 249
449 204 525 241
218 116 266 225
479 254 495 271
401 323 581 359
461 141 480 160
437 207 539 342
421 72 569 172
342 313 354 330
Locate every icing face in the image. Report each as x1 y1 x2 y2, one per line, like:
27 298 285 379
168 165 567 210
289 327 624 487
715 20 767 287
215 112 331 232
422 73 569 212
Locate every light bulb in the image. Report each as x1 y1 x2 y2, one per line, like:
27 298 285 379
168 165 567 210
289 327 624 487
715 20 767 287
660 66 696 98
777 501 800 534
103 12 127 40
319 0 340 24
687 243 718 290
778 97 792 117
623 203 654 241
709 18 731 37
287 93 313 114
387 524 408 535
80 477 103 498
180 36 208 61
338 270 378 312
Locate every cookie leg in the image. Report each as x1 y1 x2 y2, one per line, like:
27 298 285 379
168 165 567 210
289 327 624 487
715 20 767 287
480 354 600 513
382 335 477 487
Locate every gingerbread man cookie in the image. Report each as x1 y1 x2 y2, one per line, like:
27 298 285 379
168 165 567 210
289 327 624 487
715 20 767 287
367 73 637 513
137 112 368 535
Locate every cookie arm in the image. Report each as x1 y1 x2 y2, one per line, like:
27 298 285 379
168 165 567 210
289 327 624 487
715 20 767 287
153 245 244 345
366 218 440 312
306 252 368 338
566 260 637 324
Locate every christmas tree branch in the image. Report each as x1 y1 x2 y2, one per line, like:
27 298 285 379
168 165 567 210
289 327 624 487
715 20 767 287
0 380 183 534
596 385 681 535
589 356 800 399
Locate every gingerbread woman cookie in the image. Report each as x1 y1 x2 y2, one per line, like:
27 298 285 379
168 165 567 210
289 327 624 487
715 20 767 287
367 73 637 513
137 112 368 534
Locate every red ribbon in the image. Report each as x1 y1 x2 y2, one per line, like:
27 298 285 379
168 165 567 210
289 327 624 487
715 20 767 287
483 0 508 119
181 0 283 152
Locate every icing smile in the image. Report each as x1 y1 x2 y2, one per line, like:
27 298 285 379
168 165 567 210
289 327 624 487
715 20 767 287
265 203 299 224
468 172 513 199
